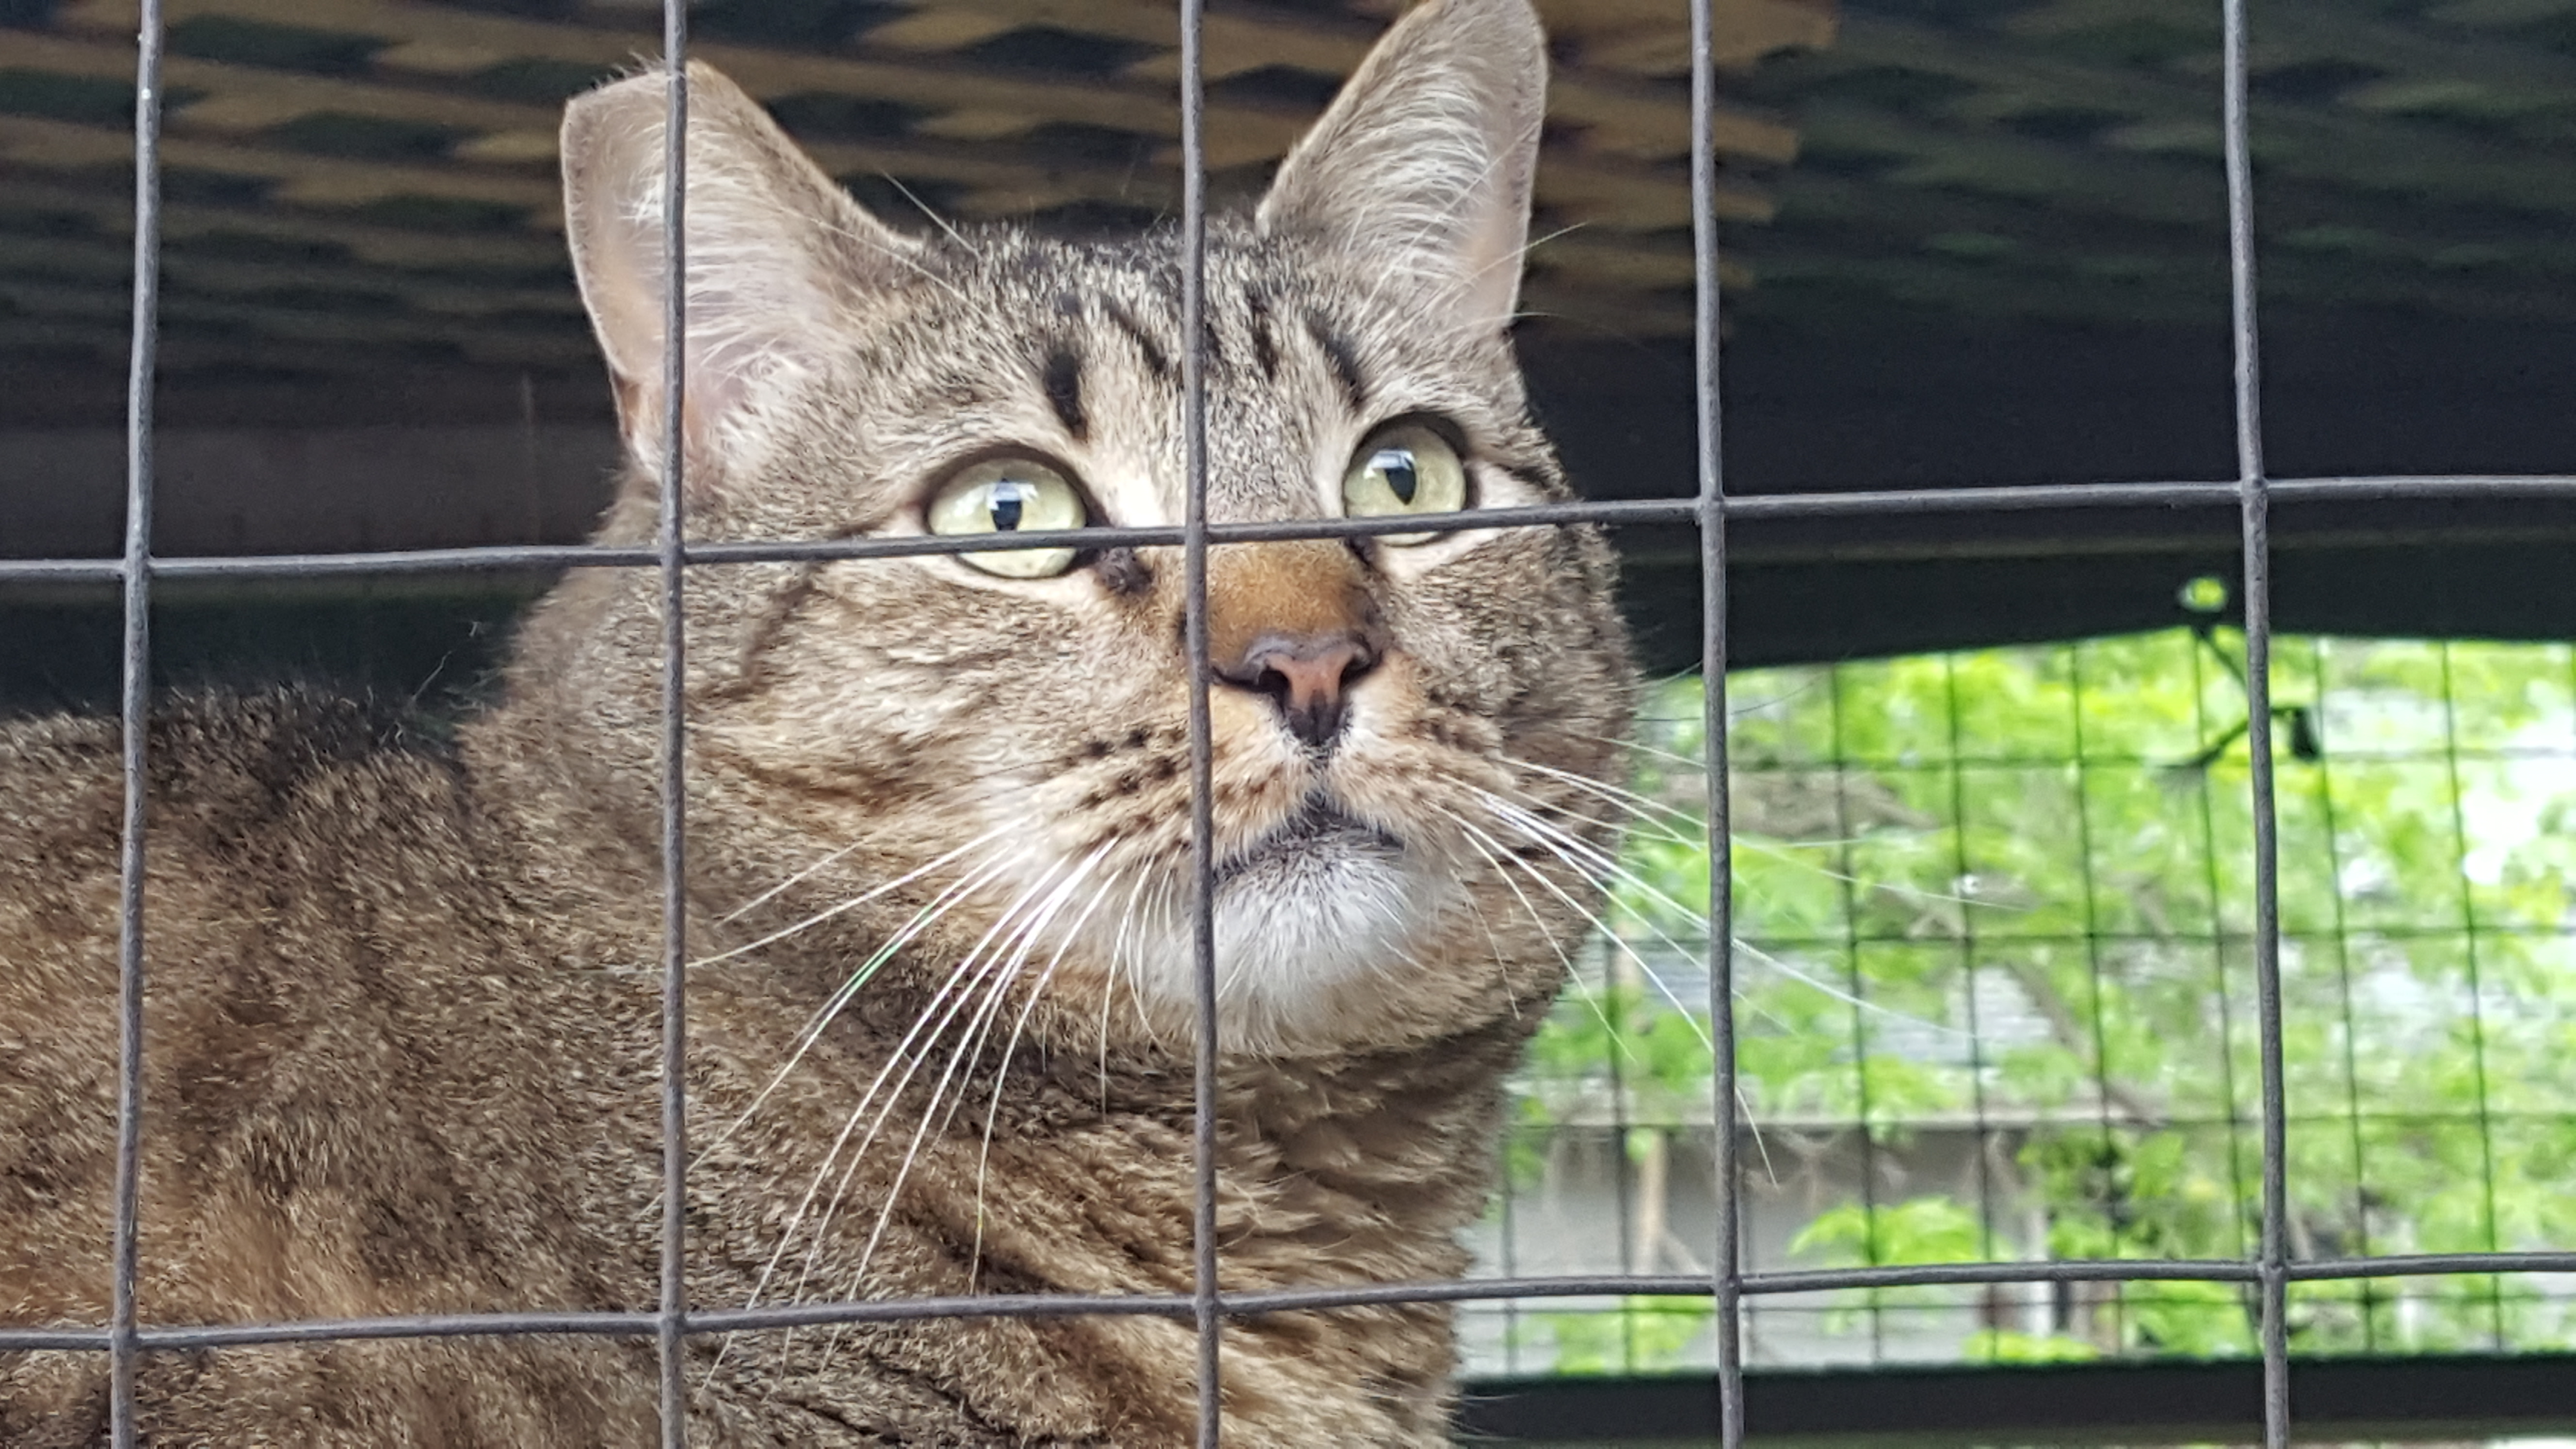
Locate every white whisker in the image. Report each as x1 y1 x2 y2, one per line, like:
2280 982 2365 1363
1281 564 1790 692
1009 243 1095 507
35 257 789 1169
734 853 1064 1335
697 845 1026 1169
814 851 1103 1367
693 827 1011 968
1447 807 1710 1050
1475 789 1972 1042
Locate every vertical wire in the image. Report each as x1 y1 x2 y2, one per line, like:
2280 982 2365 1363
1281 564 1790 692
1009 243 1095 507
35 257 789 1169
2065 642 2126 1349
1824 669 1885 1360
1602 954 1639 1369
2302 642 2377 1352
1177 0 1220 1442
2433 642 2507 1345
107 3 165 1442
654 14 692 1447
1688 0 1741 1437
2184 634 2253 1262
1939 656 2000 1330
2220 0 2290 1431
1499 1126 1521 1375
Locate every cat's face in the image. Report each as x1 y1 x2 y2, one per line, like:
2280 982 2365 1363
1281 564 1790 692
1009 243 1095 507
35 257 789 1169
544 0 1632 1053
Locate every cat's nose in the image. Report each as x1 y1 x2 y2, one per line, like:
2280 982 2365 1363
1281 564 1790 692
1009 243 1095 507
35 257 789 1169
1203 538 1385 749
1217 631 1378 748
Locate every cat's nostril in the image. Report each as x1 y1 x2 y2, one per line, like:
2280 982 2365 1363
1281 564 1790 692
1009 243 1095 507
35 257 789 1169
1218 633 1376 748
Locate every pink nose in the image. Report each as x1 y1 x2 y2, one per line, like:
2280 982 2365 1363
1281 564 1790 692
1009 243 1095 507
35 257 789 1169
1218 632 1377 748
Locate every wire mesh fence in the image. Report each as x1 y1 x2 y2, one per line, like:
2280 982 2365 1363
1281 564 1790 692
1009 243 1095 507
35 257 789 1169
2 0 2576 1445
1469 631 2576 1380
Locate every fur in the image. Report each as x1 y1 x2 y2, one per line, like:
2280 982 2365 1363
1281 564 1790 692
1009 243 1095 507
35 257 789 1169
0 1 1634 1442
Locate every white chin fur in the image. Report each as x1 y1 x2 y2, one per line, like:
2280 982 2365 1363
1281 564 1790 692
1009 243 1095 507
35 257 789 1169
1116 843 1451 1046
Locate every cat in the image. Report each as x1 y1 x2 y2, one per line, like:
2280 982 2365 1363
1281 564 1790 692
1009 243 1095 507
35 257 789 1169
0 0 1633 1442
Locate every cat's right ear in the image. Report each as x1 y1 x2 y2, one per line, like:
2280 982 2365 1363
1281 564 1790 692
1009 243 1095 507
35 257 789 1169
561 64 920 486
1257 0 1547 338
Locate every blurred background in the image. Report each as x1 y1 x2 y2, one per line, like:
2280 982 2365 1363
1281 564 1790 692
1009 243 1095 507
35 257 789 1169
4 0 2576 1441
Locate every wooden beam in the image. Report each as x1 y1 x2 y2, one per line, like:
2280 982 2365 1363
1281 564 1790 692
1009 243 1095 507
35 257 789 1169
0 232 580 319
1531 0 1837 76
60 0 1798 164
1828 13 2576 219
0 275 595 364
898 0 1806 161
0 113 564 214
0 173 566 273
2010 0 2576 114
26 16 1780 248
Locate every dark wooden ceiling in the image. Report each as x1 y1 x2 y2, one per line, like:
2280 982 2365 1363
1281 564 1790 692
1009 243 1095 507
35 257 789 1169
3 0 2574 680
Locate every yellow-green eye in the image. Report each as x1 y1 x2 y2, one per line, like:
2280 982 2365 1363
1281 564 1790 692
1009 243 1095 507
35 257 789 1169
1341 424 1468 545
926 457 1087 578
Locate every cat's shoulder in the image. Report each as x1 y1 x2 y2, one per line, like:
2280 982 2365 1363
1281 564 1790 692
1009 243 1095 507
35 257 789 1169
0 686 471 870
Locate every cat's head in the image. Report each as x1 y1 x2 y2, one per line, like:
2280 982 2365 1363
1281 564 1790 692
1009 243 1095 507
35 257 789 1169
532 0 1633 1055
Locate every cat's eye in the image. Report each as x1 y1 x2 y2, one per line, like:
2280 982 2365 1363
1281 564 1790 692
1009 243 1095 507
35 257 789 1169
925 457 1088 578
1340 423 1468 545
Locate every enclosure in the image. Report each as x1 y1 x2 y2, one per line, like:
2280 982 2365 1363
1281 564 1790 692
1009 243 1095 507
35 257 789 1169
5 0 2576 1443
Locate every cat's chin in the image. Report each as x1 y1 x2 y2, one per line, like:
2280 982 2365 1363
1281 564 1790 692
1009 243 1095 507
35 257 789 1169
1089 807 1464 1049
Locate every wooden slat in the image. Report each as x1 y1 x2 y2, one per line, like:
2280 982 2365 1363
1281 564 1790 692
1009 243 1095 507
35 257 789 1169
60 0 1793 166
8 27 549 134
1540 0 1837 77
0 275 596 363
14 22 1770 253
1830 13 2576 218
7 0 1841 354
0 315 435 375
0 232 580 318
941 0 1803 161
60 0 1281 142
1 175 566 273
0 113 563 211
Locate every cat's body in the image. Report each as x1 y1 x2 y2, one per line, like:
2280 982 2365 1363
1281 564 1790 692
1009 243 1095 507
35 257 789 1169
0 2 1633 1443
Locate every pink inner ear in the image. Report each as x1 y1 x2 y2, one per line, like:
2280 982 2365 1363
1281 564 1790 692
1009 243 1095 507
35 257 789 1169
611 345 749 500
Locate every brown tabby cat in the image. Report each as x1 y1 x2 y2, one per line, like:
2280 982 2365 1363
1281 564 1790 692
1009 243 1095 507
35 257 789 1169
0 0 1632 1442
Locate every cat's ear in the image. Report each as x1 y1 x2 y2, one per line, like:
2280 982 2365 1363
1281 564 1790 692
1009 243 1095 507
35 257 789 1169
1256 0 1546 337
561 63 920 480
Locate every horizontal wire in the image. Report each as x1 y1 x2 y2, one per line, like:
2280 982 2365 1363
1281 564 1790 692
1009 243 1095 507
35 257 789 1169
14 1251 2576 1353
9 474 2576 586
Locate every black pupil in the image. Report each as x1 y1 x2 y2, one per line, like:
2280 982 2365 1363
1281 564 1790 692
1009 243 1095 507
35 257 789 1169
1373 448 1417 505
988 480 1032 531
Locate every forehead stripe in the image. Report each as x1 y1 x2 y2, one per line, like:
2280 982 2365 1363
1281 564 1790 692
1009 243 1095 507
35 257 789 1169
1043 344 1086 441
1245 283 1280 383
1103 299 1172 380
1303 309 1369 413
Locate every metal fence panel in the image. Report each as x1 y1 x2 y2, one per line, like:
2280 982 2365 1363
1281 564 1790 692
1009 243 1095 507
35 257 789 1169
5 0 2573 1445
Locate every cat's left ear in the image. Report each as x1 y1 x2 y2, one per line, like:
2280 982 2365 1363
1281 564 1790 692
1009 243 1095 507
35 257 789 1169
561 63 922 484
1256 0 1546 338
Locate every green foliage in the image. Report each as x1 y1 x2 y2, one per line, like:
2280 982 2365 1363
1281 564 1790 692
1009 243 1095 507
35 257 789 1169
1790 1195 1986 1272
1964 1328 2101 1363
1513 1298 1716 1375
1509 632 2576 1373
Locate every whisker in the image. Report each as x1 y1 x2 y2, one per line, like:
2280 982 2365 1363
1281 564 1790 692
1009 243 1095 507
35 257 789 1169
1447 807 1711 1050
778 846 1088 1294
1477 790 1973 1042
693 827 1011 968
1504 754 1703 835
1454 805 1780 1184
971 857 1126 1289
734 854 1066 1335
1452 825 1632 1068
706 849 1047 1377
876 172 979 258
814 852 1103 1368
697 846 1025 1168
1500 759 2010 915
